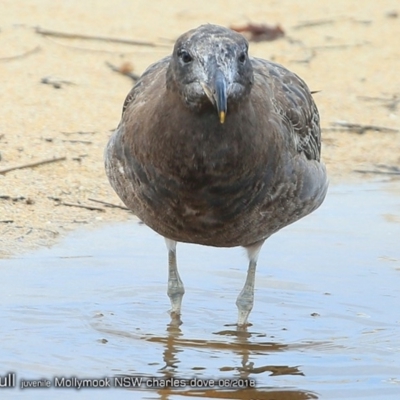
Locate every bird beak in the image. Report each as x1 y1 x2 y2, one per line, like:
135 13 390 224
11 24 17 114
214 70 227 124
200 70 227 124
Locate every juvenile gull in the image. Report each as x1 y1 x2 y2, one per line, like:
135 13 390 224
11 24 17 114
105 24 328 326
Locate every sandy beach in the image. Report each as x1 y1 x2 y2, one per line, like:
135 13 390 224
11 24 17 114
1 0 399 256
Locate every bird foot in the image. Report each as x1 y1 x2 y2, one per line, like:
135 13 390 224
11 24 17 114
168 310 183 326
236 309 252 328
236 291 254 327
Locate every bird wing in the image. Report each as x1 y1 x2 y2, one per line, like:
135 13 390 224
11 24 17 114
251 57 321 161
121 56 171 116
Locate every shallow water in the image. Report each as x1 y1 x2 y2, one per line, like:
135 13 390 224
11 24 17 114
1 180 400 399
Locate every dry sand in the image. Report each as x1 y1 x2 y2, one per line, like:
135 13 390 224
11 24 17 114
1 0 399 256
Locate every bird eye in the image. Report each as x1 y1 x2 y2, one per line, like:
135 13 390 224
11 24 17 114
238 52 247 63
178 50 193 64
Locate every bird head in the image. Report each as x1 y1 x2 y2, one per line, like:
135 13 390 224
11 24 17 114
167 24 254 124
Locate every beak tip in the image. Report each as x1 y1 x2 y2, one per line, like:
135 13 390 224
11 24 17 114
219 111 226 124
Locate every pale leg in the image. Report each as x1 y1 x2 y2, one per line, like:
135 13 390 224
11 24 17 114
165 238 185 316
236 241 264 326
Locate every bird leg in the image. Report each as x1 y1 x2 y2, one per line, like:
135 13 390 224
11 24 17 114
236 241 264 327
165 238 185 318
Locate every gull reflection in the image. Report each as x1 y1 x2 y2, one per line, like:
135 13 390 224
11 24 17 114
93 315 318 399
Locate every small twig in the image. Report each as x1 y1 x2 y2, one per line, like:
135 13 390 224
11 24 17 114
36 35 167 55
375 164 400 172
72 154 88 162
310 42 369 50
355 164 400 175
35 27 168 48
61 131 96 135
0 45 41 62
105 61 140 82
354 169 400 176
293 17 370 29
62 139 92 144
41 76 75 89
88 197 130 211
357 95 390 102
330 121 399 134
0 156 66 175
60 202 105 212
357 95 400 112
350 18 372 25
293 19 335 29
0 220 14 223
48 196 61 202
0 195 33 204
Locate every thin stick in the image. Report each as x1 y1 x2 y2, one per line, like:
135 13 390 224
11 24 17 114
293 19 335 29
357 95 400 111
0 45 41 62
35 27 168 48
331 121 399 134
357 95 393 102
311 43 369 50
62 139 93 144
61 202 105 212
37 35 167 55
375 164 400 172
354 169 400 176
61 131 96 135
41 76 75 88
88 197 130 211
105 61 140 82
0 156 66 175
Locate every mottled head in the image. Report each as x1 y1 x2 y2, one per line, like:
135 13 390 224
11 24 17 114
166 24 254 123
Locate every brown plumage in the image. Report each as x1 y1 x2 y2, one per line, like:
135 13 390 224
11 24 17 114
105 24 328 327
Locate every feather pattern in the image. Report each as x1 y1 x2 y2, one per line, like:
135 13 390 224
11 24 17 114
105 25 328 248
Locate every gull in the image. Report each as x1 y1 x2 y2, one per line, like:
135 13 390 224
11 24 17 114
105 24 328 327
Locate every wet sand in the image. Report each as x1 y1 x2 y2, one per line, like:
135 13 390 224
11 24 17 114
1 0 400 256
